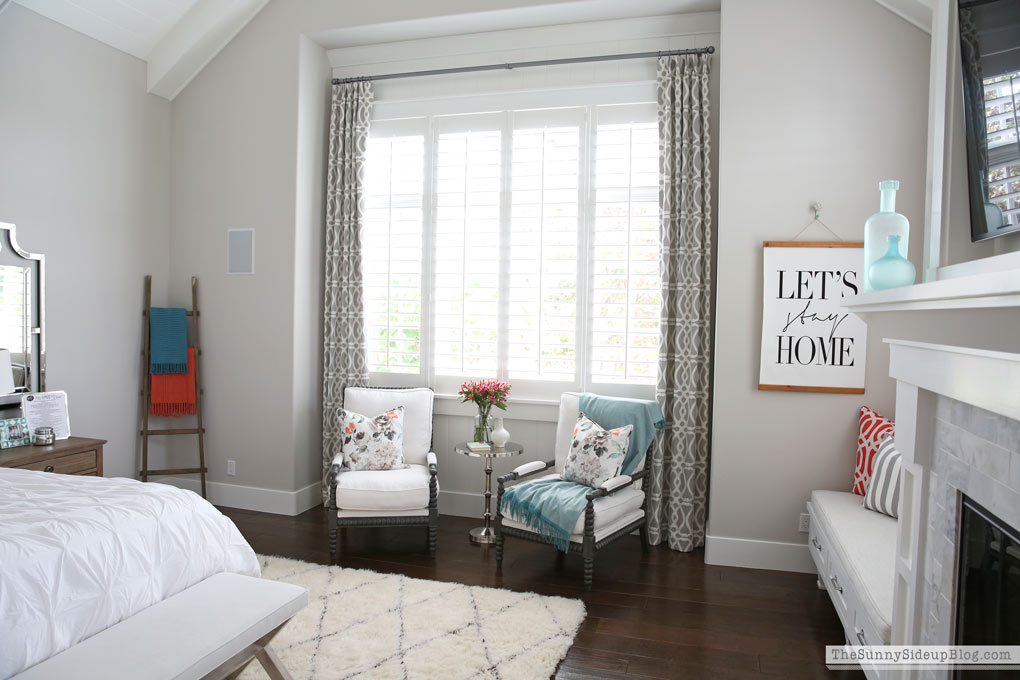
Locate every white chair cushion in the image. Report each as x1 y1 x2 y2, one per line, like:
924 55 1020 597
810 490 896 642
335 463 435 512
501 473 644 535
553 392 581 471
344 387 433 466
502 507 645 544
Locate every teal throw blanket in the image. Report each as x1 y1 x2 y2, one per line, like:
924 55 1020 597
149 307 188 374
501 477 589 553
578 393 664 475
501 394 665 552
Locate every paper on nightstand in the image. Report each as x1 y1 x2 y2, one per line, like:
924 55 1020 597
22 391 70 440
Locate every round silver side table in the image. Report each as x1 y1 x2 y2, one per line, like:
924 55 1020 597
454 441 523 544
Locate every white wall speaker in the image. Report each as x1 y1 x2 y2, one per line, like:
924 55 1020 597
227 229 254 275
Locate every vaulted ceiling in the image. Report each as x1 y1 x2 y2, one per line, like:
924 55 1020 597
7 0 269 99
15 0 201 59
3 0 933 101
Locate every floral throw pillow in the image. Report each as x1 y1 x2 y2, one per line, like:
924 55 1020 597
339 406 405 471
562 413 634 489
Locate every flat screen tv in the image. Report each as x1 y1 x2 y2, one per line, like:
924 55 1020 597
959 0 1020 242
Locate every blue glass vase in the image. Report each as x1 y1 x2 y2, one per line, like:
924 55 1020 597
868 234 915 290
863 180 909 292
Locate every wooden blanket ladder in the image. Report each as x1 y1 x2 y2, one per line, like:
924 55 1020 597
139 275 207 498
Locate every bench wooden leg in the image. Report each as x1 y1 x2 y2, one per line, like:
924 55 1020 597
223 662 252 680
255 644 293 680
201 621 296 680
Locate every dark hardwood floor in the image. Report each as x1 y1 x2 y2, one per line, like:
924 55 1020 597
222 507 863 680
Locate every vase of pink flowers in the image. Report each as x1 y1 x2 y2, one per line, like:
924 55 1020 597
459 379 511 443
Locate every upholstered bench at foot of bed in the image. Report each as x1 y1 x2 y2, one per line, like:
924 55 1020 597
12 572 308 680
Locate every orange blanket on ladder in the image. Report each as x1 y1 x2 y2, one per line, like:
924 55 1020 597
150 347 196 417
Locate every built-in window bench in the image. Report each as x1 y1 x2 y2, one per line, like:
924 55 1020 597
807 490 896 680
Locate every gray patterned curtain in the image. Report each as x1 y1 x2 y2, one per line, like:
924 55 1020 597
647 53 713 552
322 81 373 504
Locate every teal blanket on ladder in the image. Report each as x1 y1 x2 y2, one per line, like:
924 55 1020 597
501 394 665 553
149 307 188 374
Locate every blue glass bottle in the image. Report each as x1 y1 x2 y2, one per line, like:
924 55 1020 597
868 234 916 290
863 180 909 292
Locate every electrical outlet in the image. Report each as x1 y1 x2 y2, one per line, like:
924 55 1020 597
227 459 236 476
799 513 811 533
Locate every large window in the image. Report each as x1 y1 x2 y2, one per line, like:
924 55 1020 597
362 102 659 398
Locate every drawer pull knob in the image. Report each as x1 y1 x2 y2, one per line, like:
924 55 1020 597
43 464 55 473
856 629 867 645
830 575 843 594
812 537 821 551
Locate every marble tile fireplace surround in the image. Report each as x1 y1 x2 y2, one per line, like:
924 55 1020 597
886 340 1020 680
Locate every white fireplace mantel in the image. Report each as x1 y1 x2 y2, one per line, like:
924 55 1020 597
885 339 1020 678
887 340 1020 423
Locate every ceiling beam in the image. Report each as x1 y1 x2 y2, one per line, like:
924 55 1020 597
872 0 934 34
147 0 270 101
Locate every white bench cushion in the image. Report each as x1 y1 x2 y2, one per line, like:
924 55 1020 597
335 463 435 512
12 572 308 680
501 472 645 540
810 490 896 642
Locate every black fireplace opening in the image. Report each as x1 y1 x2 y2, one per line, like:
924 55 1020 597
955 495 1020 679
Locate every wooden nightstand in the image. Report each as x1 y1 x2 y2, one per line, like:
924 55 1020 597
0 437 106 476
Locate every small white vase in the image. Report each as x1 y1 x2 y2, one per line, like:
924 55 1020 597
490 418 510 448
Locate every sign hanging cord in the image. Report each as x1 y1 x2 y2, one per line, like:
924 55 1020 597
790 202 844 242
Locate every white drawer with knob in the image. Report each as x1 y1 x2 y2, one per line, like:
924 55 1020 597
805 501 827 576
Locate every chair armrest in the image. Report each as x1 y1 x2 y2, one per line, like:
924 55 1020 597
601 475 632 492
498 459 555 486
427 451 438 474
513 460 547 477
326 451 345 509
585 470 645 501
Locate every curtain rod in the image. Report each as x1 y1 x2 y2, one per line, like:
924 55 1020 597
332 46 715 85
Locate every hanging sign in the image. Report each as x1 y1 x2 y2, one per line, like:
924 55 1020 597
758 241 867 394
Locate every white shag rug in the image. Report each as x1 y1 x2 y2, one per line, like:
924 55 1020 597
239 555 587 680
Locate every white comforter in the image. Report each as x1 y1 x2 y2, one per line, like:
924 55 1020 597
0 468 259 678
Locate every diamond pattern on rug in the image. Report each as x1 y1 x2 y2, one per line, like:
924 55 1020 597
240 555 587 680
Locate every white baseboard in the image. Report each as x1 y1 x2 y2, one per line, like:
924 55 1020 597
151 476 322 516
704 534 816 574
153 477 481 519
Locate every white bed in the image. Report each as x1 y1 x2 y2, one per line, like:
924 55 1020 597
0 468 259 679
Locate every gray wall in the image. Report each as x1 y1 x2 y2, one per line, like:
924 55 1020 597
708 0 1020 571
166 0 720 511
0 4 171 478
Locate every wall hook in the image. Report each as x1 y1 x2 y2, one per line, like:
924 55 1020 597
811 202 822 220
